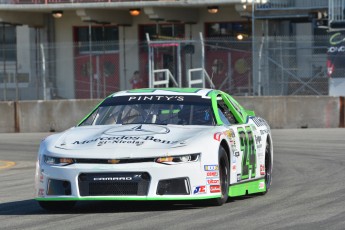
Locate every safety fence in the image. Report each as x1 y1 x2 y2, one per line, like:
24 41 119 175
0 35 337 101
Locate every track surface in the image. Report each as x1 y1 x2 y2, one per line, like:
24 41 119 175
1 129 345 230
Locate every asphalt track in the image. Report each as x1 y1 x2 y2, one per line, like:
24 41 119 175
1 129 345 230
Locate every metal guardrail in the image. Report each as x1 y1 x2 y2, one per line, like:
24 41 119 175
256 0 328 10
152 69 178 88
188 68 215 89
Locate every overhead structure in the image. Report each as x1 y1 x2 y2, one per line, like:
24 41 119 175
76 9 132 25
0 11 44 27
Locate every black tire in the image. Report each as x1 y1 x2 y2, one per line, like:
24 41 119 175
262 141 272 195
207 146 230 206
38 201 76 211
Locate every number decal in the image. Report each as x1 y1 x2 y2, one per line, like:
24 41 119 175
238 126 256 180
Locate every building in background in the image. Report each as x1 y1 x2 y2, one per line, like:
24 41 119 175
1 0 341 100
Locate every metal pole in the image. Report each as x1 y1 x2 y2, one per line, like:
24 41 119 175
146 33 152 88
15 33 19 101
122 26 127 90
89 23 93 99
199 32 205 88
258 35 264 97
102 25 106 97
2 23 7 101
177 43 182 87
252 0 258 96
40 43 47 100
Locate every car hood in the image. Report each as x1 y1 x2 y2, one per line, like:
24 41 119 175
53 124 213 151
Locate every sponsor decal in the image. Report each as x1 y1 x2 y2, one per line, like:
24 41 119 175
231 164 237 172
213 132 222 141
237 174 242 182
207 179 220 185
260 164 265 175
233 151 240 157
39 173 44 183
104 124 170 136
223 129 235 139
232 156 236 163
255 135 263 149
38 189 45 197
255 135 262 145
206 171 219 177
128 95 184 102
193 185 206 194
259 181 265 190
204 165 219 171
72 135 179 146
260 129 269 135
210 185 221 193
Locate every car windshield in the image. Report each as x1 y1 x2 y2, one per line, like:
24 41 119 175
79 95 215 126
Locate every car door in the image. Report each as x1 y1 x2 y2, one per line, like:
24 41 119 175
215 94 257 183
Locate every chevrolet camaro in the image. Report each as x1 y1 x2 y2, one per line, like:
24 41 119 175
35 88 273 210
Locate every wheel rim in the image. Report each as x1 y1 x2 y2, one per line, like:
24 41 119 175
265 143 271 188
220 160 228 198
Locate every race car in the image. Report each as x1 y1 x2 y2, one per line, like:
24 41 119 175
35 88 273 210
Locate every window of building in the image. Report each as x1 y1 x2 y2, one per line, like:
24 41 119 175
139 23 185 41
74 26 119 54
0 25 17 61
205 22 251 38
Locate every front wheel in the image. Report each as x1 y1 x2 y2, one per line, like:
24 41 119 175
207 146 230 206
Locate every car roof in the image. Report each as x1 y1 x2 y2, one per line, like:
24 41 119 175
110 88 218 98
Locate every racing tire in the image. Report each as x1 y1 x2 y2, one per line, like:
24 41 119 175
38 201 76 211
207 146 230 206
261 141 272 195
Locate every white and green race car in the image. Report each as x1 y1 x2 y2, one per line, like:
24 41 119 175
35 88 273 210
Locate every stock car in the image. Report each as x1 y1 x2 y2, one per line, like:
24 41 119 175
35 88 273 210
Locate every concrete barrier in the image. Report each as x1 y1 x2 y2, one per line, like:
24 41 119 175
0 96 344 133
16 99 102 132
235 96 341 129
0 101 15 133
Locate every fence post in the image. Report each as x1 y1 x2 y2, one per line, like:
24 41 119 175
340 97 345 128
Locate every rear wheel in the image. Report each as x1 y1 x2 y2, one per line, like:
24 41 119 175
262 141 272 195
207 146 230 206
38 201 76 211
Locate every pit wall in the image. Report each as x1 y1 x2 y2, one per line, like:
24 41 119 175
0 96 344 133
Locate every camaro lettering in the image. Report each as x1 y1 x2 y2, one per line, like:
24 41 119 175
93 177 132 181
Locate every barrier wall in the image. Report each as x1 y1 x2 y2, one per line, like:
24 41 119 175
16 99 102 133
235 96 342 129
0 96 343 133
0 101 15 133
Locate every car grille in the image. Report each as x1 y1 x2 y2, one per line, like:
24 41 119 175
78 172 151 196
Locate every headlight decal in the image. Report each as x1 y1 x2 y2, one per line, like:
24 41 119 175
155 153 200 165
44 155 74 166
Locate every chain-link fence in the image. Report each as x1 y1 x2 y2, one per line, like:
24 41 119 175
0 35 334 100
